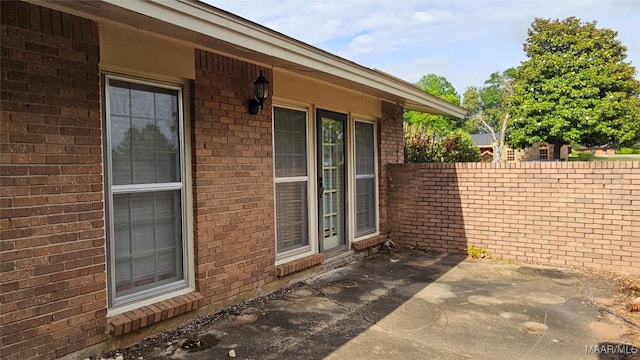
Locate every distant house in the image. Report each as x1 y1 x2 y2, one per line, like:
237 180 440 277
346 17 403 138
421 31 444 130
470 134 570 162
470 133 496 162
579 145 616 155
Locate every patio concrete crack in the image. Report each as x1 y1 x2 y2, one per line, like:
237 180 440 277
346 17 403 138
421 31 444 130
307 283 391 328
306 283 354 312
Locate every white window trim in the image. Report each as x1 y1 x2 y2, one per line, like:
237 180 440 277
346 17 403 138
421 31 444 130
103 73 194 313
272 107 380 264
352 118 380 241
272 104 318 265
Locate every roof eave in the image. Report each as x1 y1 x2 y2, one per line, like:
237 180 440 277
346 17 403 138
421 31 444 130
32 0 467 118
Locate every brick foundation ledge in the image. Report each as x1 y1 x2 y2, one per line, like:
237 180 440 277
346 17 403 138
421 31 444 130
352 234 387 251
107 292 204 336
276 253 325 277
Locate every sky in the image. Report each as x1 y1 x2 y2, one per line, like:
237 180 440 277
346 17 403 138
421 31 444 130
203 0 639 97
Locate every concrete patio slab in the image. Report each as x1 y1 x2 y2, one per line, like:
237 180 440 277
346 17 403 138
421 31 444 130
107 251 639 360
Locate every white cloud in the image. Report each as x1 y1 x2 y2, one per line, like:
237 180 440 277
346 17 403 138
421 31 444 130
205 0 640 92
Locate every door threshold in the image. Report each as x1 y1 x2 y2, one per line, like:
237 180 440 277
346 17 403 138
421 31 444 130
323 247 352 260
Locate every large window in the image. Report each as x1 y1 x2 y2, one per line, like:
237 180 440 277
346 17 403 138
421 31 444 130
273 107 310 255
105 75 187 307
354 121 377 237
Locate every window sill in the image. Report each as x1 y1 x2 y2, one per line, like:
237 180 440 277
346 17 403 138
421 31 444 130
276 253 325 277
107 292 203 336
352 234 387 251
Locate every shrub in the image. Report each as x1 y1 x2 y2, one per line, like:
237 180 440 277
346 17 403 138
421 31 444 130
577 151 593 161
404 124 481 163
635 148 640 155
467 246 491 259
404 124 443 163
619 147 635 154
440 130 482 163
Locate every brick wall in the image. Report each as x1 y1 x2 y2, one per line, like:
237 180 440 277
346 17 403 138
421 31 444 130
0 2 106 359
192 50 276 307
389 162 640 273
378 101 403 235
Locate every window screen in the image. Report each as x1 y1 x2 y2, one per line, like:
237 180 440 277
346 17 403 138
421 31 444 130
106 77 186 305
354 121 376 237
274 107 309 254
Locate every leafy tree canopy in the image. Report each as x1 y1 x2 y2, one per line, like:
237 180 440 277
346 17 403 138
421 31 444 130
507 17 640 151
404 74 461 134
462 68 515 134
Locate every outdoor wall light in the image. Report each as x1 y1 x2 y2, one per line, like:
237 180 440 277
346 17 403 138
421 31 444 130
248 70 269 115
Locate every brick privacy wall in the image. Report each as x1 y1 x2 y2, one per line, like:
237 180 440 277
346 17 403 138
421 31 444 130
389 162 640 273
0 2 106 360
192 50 276 307
378 101 403 236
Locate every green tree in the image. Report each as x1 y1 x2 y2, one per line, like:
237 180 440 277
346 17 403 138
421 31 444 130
462 68 515 162
508 17 640 158
404 74 461 133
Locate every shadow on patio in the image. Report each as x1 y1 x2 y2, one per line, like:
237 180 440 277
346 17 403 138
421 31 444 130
106 249 633 360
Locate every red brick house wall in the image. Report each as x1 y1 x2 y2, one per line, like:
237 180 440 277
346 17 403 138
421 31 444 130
378 101 404 236
192 50 276 306
389 162 640 273
0 2 107 359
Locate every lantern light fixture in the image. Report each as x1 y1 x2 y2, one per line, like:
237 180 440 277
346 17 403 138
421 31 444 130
248 70 269 115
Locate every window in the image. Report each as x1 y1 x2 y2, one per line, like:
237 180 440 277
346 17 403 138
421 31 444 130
539 145 549 160
506 149 515 162
105 75 187 307
273 107 310 255
354 121 377 237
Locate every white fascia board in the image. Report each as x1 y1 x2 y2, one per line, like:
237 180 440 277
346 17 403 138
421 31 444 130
101 0 466 118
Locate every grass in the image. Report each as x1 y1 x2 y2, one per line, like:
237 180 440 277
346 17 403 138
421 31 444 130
568 153 640 161
593 154 640 161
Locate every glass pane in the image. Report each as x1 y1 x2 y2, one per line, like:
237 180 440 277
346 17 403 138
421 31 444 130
274 107 307 178
323 146 331 167
109 80 180 185
156 219 177 249
275 181 309 253
157 152 179 183
157 250 178 280
130 192 154 221
113 190 183 298
157 118 179 151
356 177 376 237
355 122 376 237
109 85 130 116
131 220 154 253
113 194 132 293
111 116 132 151
131 117 155 152
323 192 329 213
355 122 375 175
321 116 346 251
155 91 177 120
132 151 156 184
132 254 155 287
130 86 154 118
